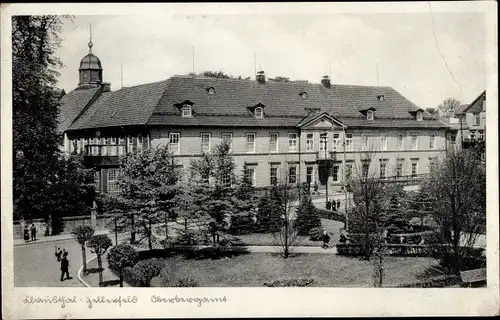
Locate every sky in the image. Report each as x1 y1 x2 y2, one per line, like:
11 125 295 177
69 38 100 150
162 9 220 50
54 12 486 109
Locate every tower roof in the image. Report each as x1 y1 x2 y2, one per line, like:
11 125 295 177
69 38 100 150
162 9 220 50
79 52 102 70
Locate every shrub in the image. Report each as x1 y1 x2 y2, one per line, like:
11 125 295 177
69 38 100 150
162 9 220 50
315 208 346 223
131 258 164 287
309 226 325 241
264 278 314 287
107 244 139 287
295 196 321 235
174 278 200 287
229 214 255 235
174 230 208 245
255 193 281 233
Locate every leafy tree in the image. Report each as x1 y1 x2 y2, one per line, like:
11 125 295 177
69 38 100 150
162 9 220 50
295 195 321 235
87 234 113 286
425 107 439 117
12 15 67 222
437 97 461 119
422 149 486 275
105 145 181 249
71 225 94 275
107 244 139 287
132 258 164 287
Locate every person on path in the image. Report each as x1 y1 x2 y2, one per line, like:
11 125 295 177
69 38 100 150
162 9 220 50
60 252 70 281
23 226 29 243
30 224 36 241
55 247 62 262
322 230 331 249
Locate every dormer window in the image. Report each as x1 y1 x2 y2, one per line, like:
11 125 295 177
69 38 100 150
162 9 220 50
255 107 264 118
377 95 385 101
300 92 308 99
181 104 192 117
207 87 216 95
416 111 423 121
367 110 374 120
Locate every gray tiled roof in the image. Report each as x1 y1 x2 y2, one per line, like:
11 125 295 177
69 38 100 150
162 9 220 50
58 87 100 133
64 75 452 132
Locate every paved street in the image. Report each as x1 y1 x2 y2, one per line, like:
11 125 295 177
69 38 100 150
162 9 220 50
14 238 84 287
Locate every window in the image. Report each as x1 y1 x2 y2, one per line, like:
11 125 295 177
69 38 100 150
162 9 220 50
181 105 192 117
411 134 418 150
362 162 370 177
255 107 263 118
429 134 436 150
76 139 82 154
379 162 387 179
245 167 256 186
201 133 211 153
380 133 388 151
221 172 231 187
345 163 353 181
416 111 423 121
118 137 126 155
70 139 77 154
396 161 404 177
306 133 314 151
288 166 297 184
128 136 137 153
411 162 418 177
478 130 484 140
474 113 480 126
367 110 374 120
470 131 475 140
246 133 256 153
361 134 368 151
333 133 340 150
100 137 108 156
110 137 117 156
429 158 437 172
345 133 353 151
91 138 99 155
270 167 278 185
107 169 121 193
222 133 233 152
94 171 100 193
288 133 297 152
397 134 404 150
301 92 307 99
332 165 340 182
269 133 278 153
207 87 216 95
319 133 328 152
169 133 180 154
306 166 313 184
83 138 89 154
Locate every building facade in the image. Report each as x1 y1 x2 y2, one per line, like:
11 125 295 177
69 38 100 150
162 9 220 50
453 91 486 153
58 42 455 196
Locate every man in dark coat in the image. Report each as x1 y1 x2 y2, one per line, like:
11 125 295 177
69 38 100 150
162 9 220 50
322 231 331 249
23 227 29 242
30 224 36 241
60 252 70 281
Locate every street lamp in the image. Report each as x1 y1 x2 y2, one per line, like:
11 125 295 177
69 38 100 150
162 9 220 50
323 132 329 208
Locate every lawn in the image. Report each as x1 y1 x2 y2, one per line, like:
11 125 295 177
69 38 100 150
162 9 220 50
152 252 440 287
233 219 344 247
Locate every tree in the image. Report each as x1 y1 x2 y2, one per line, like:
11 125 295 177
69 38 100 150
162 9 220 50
229 167 258 235
87 234 113 287
107 244 139 287
131 258 164 287
189 70 234 79
71 225 94 276
105 145 181 249
12 15 69 223
407 188 435 231
295 195 321 235
425 107 439 117
269 76 290 82
255 189 281 233
422 149 486 275
437 98 461 120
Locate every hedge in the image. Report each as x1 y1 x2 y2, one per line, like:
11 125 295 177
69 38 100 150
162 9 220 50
336 243 485 258
315 208 346 223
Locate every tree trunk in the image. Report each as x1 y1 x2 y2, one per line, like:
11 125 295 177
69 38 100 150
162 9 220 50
97 255 103 287
148 218 152 250
119 269 123 287
184 218 188 234
81 245 87 275
131 213 136 244
164 212 168 241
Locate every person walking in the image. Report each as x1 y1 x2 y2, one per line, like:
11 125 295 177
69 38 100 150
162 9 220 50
23 226 29 243
322 230 331 249
30 223 37 241
60 252 70 281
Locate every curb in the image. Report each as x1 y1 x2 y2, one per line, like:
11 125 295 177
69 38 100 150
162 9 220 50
77 255 97 288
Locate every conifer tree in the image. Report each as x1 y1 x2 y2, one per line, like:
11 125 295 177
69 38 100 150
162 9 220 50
295 195 321 235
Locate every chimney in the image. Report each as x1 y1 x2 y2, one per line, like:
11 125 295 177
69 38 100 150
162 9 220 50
101 82 111 93
321 75 331 88
256 70 266 84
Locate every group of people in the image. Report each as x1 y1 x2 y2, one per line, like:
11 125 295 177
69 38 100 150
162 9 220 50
23 224 37 242
55 247 71 281
326 199 341 211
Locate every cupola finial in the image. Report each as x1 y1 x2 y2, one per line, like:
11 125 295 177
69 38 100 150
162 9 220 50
88 23 93 53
